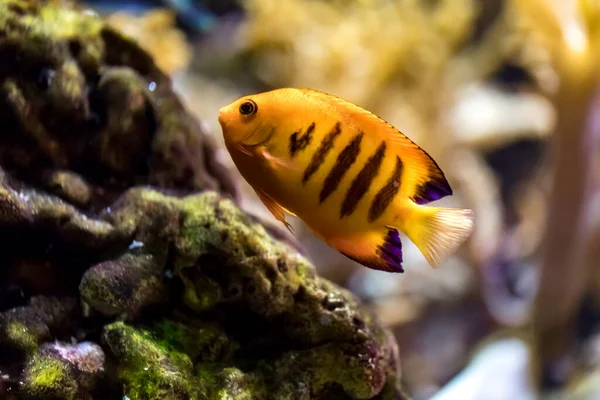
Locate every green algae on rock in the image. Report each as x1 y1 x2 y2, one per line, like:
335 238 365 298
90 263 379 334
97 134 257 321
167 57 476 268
21 354 76 399
151 319 238 363
0 296 78 355
80 253 168 317
19 341 105 399
103 322 198 400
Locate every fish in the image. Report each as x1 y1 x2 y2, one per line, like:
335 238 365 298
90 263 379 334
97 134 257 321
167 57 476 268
218 88 474 273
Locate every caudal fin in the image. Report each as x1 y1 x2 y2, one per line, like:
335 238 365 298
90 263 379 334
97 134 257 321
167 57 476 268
402 204 474 268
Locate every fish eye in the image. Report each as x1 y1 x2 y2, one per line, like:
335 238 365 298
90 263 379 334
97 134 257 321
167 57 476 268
239 100 257 116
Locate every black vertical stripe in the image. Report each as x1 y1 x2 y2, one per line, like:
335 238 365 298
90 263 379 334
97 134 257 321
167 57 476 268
302 121 342 184
340 141 387 218
319 132 363 204
368 156 404 223
289 122 316 157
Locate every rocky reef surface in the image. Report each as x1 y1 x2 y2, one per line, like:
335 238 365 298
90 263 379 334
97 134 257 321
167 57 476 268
0 0 406 398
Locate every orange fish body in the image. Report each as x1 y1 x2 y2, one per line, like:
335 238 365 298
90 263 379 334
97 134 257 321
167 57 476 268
218 88 474 273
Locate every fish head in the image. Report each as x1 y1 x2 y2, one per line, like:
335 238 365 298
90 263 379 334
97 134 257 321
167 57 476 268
218 92 274 146
218 88 307 147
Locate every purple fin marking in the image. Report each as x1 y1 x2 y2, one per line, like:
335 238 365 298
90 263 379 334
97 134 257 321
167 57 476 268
340 227 404 273
411 179 453 205
376 227 404 272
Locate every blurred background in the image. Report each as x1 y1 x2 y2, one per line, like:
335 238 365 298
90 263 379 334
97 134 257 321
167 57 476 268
76 0 600 398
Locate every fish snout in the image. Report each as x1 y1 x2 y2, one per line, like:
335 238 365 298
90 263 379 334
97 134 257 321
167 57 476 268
218 107 227 128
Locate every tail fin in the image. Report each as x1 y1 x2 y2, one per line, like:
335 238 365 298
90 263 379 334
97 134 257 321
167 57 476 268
402 204 474 268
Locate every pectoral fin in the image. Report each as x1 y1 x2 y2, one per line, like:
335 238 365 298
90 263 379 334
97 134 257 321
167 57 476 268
257 147 301 172
255 189 294 234
236 143 253 156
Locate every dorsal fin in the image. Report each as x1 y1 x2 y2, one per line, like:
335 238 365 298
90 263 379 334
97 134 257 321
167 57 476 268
298 88 452 204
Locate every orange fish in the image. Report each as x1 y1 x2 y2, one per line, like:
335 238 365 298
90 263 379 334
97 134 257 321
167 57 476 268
218 88 474 273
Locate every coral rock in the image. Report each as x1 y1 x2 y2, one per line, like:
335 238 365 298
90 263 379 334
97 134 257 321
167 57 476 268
80 253 169 317
0 178 407 398
19 341 105 399
100 189 406 399
0 296 78 354
0 0 238 198
102 322 197 400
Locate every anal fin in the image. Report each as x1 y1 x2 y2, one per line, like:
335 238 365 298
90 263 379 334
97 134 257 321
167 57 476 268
335 227 405 273
255 189 294 234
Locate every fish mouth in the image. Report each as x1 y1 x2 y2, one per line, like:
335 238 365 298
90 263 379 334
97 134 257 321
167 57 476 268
217 107 226 129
